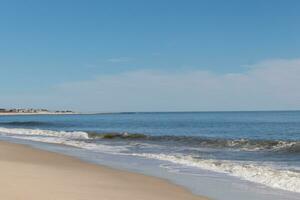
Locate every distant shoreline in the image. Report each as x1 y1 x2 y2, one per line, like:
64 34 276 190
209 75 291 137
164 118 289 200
1 110 300 116
0 112 78 116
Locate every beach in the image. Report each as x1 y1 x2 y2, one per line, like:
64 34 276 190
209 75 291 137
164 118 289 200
0 141 207 200
0 112 299 200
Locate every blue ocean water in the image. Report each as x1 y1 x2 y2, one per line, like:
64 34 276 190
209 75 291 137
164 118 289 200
0 111 299 199
1 111 300 139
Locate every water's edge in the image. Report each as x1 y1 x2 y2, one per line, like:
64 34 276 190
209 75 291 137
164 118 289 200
1 135 298 200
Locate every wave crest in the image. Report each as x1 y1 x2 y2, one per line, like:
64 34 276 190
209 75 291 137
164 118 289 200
0 127 299 153
132 153 300 193
90 133 300 152
0 127 89 139
87 132 147 139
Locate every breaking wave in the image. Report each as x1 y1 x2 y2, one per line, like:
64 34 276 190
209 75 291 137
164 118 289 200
0 127 89 139
0 127 299 153
87 132 147 139
88 133 300 153
131 153 300 193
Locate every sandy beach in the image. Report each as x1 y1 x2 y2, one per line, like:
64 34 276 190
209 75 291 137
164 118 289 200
0 141 208 200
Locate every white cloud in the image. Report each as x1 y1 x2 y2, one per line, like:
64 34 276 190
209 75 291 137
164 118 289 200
107 57 132 63
2 59 300 112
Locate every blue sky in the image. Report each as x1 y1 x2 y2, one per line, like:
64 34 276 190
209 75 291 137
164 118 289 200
1 0 300 112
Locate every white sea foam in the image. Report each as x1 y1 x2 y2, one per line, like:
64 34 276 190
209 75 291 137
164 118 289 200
131 153 300 193
12 135 128 153
0 127 89 139
0 127 127 154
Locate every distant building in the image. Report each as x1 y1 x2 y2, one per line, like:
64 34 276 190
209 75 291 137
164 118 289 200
0 108 73 114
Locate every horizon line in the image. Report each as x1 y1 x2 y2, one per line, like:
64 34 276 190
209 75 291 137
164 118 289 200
90 110 300 114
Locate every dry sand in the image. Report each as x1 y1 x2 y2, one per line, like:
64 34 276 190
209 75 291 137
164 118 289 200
0 141 208 200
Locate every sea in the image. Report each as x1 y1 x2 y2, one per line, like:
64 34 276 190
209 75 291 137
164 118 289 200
0 111 299 200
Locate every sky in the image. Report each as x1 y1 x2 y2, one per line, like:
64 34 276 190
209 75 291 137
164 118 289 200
1 0 300 112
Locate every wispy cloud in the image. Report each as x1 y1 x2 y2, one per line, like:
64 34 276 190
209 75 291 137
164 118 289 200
2 59 300 112
107 57 132 63
53 58 300 112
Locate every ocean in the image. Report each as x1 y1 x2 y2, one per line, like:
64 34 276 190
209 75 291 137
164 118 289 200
0 111 299 199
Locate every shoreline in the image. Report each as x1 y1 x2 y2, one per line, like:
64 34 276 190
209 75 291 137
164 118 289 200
0 140 208 200
0 112 77 116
